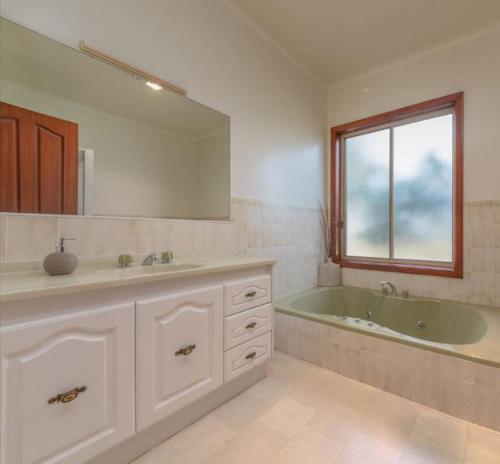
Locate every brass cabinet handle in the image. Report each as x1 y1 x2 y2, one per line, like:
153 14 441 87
245 322 257 330
245 290 257 298
245 351 257 360
48 386 87 405
175 344 196 356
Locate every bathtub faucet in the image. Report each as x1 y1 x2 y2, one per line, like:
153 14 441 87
381 281 398 297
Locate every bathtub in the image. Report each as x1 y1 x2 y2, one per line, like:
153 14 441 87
275 286 500 430
275 286 500 365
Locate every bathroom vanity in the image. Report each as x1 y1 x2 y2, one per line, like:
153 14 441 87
0 258 274 464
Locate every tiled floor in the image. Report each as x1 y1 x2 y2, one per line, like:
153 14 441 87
133 352 500 464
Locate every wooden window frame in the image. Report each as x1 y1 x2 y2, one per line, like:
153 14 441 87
330 92 464 278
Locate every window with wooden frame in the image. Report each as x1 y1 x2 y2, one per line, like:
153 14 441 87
330 93 463 278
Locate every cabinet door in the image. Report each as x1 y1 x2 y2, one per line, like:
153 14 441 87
0 303 135 464
0 102 78 214
136 286 223 430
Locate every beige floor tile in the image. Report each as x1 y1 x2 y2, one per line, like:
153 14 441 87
332 377 382 414
359 394 420 448
212 389 273 432
465 444 500 464
271 426 343 464
167 415 236 464
334 430 404 464
467 424 500 456
410 410 467 459
246 376 292 405
131 351 496 464
258 396 315 438
398 437 463 464
133 441 187 464
289 370 350 410
203 420 289 464
307 402 364 445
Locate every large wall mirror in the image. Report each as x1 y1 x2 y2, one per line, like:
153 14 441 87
0 18 230 221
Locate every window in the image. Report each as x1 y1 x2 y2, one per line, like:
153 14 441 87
330 93 463 277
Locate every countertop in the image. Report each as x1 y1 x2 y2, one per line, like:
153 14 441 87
0 255 275 302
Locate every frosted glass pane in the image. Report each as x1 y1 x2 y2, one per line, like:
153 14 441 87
345 129 390 258
393 114 453 262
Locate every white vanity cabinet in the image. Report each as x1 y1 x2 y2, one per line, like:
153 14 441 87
135 285 223 430
0 260 274 464
0 303 135 464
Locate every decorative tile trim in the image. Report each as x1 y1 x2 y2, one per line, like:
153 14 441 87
276 312 500 431
465 200 500 207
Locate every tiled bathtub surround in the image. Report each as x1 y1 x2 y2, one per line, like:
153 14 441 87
0 198 322 298
342 200 500 308
275 311 500 432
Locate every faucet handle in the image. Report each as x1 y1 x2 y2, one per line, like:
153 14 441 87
160 251 174 263
118 254 133 268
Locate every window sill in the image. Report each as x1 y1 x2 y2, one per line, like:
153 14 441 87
333 258 463 279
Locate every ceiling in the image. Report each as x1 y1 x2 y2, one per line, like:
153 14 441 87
0 18 228 139
229 0 500 87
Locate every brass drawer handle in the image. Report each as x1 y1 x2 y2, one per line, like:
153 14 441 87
245 351 257 360
245 322 257 330
175 344 196 356
245 291 257 298
48 386 87 405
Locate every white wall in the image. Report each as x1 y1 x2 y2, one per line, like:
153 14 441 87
1 0 326 209
328 26 500 202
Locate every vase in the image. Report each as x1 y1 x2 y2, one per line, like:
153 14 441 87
318 258 341 287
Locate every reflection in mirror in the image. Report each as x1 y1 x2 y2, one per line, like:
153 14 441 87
0 18 230 221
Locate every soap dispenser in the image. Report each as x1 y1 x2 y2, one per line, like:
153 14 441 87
43 237 78 276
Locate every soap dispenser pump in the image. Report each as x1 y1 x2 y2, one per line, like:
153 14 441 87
43 237 78 276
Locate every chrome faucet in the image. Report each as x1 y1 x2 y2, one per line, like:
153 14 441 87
142 252 160 266
381 281 398 297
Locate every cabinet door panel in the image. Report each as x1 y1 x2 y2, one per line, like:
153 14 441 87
136 286 223 430
0 304 135 464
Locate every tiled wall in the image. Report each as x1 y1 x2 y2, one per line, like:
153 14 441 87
275 311 500 432
342 201 500 308
0 198 323 298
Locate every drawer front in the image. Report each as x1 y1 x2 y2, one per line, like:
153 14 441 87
136 285 223 431
224 303 272 350
224 275 272 316
224 332 272 383
0 304 135 464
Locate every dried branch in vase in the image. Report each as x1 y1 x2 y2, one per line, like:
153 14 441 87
319 201 337 262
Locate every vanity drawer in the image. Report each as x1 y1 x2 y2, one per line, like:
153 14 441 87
224 332 272 383
224 303 272 350
224 275 272 316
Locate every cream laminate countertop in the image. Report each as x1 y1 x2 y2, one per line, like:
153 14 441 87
0 256 275 302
